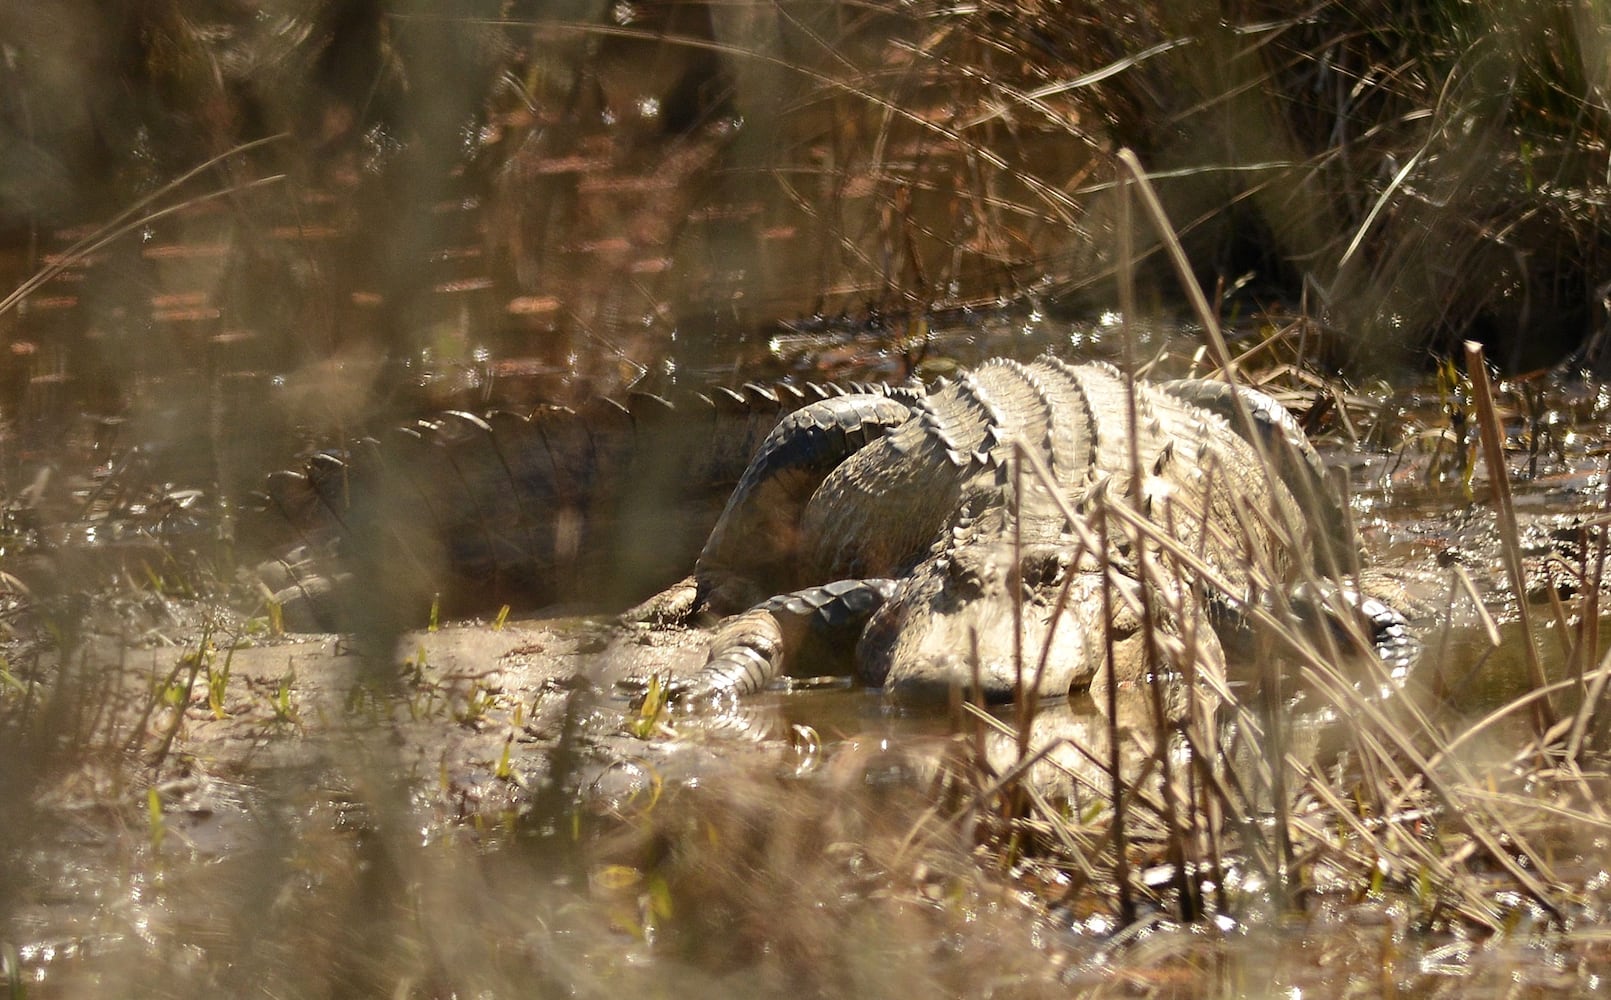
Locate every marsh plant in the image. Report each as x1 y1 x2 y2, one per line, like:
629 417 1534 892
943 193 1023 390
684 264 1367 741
7 1 1611 996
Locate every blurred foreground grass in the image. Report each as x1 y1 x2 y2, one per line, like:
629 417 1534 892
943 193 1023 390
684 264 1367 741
8 2 1611 996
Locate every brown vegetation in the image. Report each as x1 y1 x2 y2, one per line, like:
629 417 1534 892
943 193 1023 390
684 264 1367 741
7 2 1611 995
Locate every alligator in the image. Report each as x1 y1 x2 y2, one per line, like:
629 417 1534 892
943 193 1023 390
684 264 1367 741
628 357 1412 705
251 355 1412 710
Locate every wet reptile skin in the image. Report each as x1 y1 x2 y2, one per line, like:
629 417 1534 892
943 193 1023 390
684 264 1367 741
644 357 1400 705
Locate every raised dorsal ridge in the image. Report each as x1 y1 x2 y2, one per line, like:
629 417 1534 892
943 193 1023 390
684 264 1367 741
1153 440 1175 476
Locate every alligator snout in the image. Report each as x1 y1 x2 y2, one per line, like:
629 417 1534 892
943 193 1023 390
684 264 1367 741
884 652 1058 706
859 563 1109 704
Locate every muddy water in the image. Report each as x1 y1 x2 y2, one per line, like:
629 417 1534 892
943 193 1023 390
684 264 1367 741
6 613 1605 997
7 360 1611 996
9 3 1611 991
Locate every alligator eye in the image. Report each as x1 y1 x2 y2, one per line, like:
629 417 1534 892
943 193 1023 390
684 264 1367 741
1020 549 1067 589
946 552 987 595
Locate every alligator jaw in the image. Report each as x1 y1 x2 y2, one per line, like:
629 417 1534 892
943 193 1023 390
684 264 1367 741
880 650 1080 706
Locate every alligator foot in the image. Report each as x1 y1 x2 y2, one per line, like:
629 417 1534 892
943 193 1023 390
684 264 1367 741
616 608 794 707
1286 578 1422 688
623 575 702 625
691 607 792 698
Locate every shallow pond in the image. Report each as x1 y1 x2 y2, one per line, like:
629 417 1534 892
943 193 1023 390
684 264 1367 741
7 338 1611 997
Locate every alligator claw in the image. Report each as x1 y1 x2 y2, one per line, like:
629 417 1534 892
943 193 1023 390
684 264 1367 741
613 674 654 698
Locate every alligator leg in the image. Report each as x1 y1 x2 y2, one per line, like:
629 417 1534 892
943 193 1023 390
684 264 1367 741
1163 377 1425 679
693 394 915 612
1285 578 1422 687
674 579 899 699
624 392 910 626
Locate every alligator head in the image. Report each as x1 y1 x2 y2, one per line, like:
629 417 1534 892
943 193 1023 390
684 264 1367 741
854 489 1224 707
854 541 1099 703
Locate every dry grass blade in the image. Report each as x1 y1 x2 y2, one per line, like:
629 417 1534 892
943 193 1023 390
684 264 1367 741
1109 168 1141 925
0 135 287 318
961 37 1195 128
1464 340 1556 732
1093 499 1137 924
1428 667 1610 772
1453 786 1611 835
1337 147 1428 272
1293 777 1501 930
1117 169 1201 920
1098 491 1565 917
1115 148 1234 376
1113 146 1356 589
1566 484 1611 759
